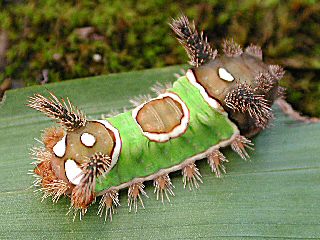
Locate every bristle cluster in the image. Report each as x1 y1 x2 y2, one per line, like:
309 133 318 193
231 135 254 160
41 180 69 203
81 152 112 181
153 174 175 203
170 15 217 67
207 150 228 177
130 94 152 107
182 163 203 190
128 182 148 213
42 127 65 151
245 44 263 60
31 147 69 202
70 153 111 220
225 82 272 128
270 65 286 98
150 82 173 95
28 92 86 131
32 160 52 188
30 146 52 165
98 190 120 221
222 39 243 57
269 65 285 80
70 184 95 221
277 86 286 99
254 71 275 92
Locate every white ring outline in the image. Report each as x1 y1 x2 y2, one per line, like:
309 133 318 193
132 92 190 142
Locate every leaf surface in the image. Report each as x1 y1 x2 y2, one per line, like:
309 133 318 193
0 66 319 239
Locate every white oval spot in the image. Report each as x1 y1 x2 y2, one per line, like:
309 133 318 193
65 159 84 185
53 136 66 158
80 132 96 147
218 67 234 81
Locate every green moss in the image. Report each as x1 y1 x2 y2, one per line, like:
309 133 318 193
0 1 319 116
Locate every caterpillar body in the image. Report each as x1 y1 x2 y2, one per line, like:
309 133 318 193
28 15 285 221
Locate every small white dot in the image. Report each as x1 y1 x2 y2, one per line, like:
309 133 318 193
53 136 66 157
218 67 234 82
81 132 96 147
93 53 102 62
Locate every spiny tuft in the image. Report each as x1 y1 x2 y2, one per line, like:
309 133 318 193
254 71 275 92
150 82 173 95
269 65 285 80
207 150 228 177
153 174 175 203
222 39 243 57
231 135 254 160
170 15 217 67
182 163 202 190
70 153 111 220
224 82 272 128
277 86 286 99
128 182 148 213
130 94 152 107
245 44 263 60
98 190 120 221
28 92 86 131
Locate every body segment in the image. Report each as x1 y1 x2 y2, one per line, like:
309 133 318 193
96 76 238 193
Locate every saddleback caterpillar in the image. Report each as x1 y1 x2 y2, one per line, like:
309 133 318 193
28 15 285 221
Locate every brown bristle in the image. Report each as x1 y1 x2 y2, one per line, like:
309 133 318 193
224 82 272 128
269 65 285 80
150 82 173 95
245 44 263 60
207 150 228 177
30 147 53 179
153 174 175 203
182 163 203 190
33 166 42 177
254 71 275 92
129 94 152 107
231 135 254 160
70 182 96 220
41 179 69 203
28 92 86 131
128 182 148 213
222 39 243 57
98 190 120 221
170 15 217 67
81 152 111 181
30 146 52 165
34 160 52 177
30 146 69 203
277 86 286 99
42 127 65 151
41 171 57 186
69 152 111 220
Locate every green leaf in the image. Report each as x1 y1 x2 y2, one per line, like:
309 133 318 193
0 66 319 239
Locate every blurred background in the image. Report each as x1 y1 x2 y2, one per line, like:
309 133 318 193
0 0 319 116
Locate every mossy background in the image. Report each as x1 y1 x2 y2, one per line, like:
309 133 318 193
0 0 319 116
